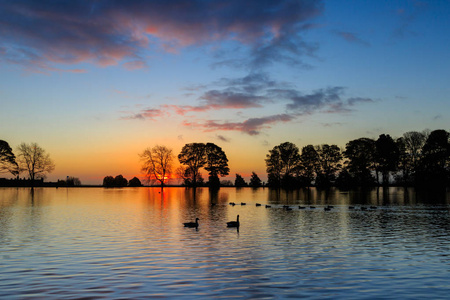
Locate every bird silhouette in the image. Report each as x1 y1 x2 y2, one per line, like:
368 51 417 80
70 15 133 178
183 218 199 228
227 215 240 227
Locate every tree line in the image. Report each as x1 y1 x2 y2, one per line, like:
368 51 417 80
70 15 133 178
138 129 449 189
265 129 449 188
3 129 448 189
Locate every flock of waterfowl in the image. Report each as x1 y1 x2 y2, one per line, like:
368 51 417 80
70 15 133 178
183 203 378 228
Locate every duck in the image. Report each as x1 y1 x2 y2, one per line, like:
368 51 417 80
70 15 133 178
183 218 199 228
310 206 316 209
324 207 331 211
265 205 272 208
240 202 246 205
298 206 306 209
227 215 240 227
256 203 262 207
229 202 236 206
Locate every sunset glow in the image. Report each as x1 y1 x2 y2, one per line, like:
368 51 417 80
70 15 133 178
0 1 449 185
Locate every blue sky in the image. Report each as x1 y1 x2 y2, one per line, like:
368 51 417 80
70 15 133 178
0 0 449 184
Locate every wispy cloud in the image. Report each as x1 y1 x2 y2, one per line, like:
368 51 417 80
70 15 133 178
183 114 295 136
121 108 165 120
216 135 230 143
122 72 376 134
0 0 323 72
335 31 370 47
392 1 427 40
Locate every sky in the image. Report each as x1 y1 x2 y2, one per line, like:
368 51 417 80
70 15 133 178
0 0 449 185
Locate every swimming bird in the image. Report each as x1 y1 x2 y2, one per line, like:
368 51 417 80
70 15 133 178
370 206 377 209
284 206 292 211
310 206 316 209
227 215 240 227
183 218 199 228
265 205 271 208
229 202 236 206
349 206 355 209
241 202 246 205
256 203 262 207
324 207 331 211
298 206 306 209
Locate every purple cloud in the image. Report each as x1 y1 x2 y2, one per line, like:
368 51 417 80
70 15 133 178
0 0 323 72
183 114 295 135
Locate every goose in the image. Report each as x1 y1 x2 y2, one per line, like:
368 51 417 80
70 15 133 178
227 215 240 227
310 206 316 209
370 206 377 209
298 206 306 209
284 206 292 211
265 205 272 208
324 207 331 211
229 202 236 206
256 203 262 207
240 202 246 205
183 218 199 228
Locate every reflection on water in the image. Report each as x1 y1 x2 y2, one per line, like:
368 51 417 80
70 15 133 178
0 187 449 299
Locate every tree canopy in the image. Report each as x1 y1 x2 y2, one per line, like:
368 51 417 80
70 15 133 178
0 140 18 176
178 142 229 187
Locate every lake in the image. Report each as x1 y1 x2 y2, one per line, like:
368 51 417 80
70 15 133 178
0 187 449 299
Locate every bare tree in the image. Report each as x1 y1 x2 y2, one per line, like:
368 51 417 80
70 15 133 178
17 142 55 181
140 145 174 187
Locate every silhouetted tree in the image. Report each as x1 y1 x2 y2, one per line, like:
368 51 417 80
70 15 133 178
234 174 247 187
178 143 207 187
266 142 301 188
114 175 128 187
314 144 342 187
178 142 229 188
66 176 81 186
16 142 55 181
0 140 18 176
140 145 174 187
249 172 262 187
221 180 233 187
343 138 376 187
205 143 230 188
416 129 450 187
375 134 400 186
103 176 115 187
335 168 353 189
298 145 318 186
128 177 142 187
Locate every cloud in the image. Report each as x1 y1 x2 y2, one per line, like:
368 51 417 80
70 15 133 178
122 72 375 135
216 135 230 143
0 0 323 72
392 1 427 40
335 31 370 47
183 114 295 135
121 108 165 120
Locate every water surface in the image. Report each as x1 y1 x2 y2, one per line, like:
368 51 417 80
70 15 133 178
0 187 449 299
